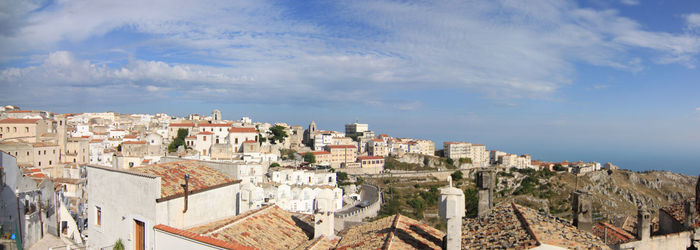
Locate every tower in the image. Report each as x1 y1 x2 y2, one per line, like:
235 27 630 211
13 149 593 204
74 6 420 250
572 190 592 232
476 169 493 217
57 114 67 161
314 188 335 238
212 109 222 122
637 205 651 240
439 177 465 250
309 121 317 133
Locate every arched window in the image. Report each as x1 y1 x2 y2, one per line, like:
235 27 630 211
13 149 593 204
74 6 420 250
25 127 29 133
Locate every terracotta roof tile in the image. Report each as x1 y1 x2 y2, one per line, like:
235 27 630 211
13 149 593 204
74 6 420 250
336 214 444 250
512 203 608 249
229 127 257 133
154 224 254 250
592 222 636 245
123 141 146 144
462 203 539 249
0 118 41 124
129 161 234 198
187 205 313 249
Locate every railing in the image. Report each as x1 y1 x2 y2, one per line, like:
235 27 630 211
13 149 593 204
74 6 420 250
335 184 382 219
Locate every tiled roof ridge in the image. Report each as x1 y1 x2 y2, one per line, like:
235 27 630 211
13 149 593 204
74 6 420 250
511 203 543 247
154 224 253 250
205 204 277 235
599 222 635 240
381 214 401 250
303 235 325 250
86 164 158 179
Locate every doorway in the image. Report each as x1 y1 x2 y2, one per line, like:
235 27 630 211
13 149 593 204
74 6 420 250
134 219 145 250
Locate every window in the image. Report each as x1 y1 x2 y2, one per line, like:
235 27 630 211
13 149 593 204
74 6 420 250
53 149 56 154
129 162 134 167
44 150 47 154
235 138 238 144
25 127 29 133
38 151 41 155
27 152 29 156
38 162 41 166
203 136 206 141
13 127 17 132
95 206 102 226
49 160 52 165
203 149 207 155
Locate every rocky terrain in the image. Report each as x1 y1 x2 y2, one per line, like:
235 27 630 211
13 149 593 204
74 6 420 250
495 168 697 221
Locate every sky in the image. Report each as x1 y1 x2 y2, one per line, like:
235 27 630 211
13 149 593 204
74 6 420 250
0 0 698 175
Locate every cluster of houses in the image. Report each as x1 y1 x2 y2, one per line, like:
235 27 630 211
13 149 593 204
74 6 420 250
2 106 696 250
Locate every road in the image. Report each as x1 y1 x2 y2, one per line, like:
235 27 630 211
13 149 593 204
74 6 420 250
335 184 379 216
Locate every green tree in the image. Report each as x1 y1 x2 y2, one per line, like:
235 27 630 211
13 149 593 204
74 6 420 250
407 198 426 219
423 157 430 166
356 176 364 185
336 171 348 181
269 162 280 168
168 128 188 152
445 158 454 165
458 157 472 164
269 125 288 144
303 152 316 163
464 188 478 218
451 170 463 181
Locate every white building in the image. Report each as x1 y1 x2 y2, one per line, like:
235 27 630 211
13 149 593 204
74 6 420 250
87 161 242 250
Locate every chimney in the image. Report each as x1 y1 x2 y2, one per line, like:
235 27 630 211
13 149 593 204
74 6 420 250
439 176 465 250
685 200 696 229
572 190 592 232
180 174 190 213
314 188 335 238
636 205 651 241
476 169 493 218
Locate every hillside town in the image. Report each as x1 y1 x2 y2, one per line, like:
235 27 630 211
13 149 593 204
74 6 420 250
0 106 698 250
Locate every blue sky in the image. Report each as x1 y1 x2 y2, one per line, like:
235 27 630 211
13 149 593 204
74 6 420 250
0 0 699 175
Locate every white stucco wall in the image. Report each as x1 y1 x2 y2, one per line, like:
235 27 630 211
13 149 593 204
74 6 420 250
87 166 160 250
154 230 219 250
155 183 240 229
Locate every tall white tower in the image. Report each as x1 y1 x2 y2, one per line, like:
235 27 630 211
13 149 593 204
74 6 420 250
314 188 335 238
439 177 465 250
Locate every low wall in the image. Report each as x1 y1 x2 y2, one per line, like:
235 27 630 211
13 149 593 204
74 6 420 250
334 184 382 230
341 167 383 175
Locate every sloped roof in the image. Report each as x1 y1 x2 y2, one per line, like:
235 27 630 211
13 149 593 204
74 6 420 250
0 118 40 124
462 203 538 249
335 214 444 250
512 203 609 249
592 222 636 245
229 127 257 133
187 205 313 249
660 199 700 228
129 160 235 198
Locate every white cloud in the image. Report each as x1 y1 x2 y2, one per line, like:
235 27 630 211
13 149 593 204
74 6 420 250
686 13 700 30
1 0 700 107
620 0 639 6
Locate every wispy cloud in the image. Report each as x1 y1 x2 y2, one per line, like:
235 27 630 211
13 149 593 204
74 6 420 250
620 0 639 6
1 0 700 108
